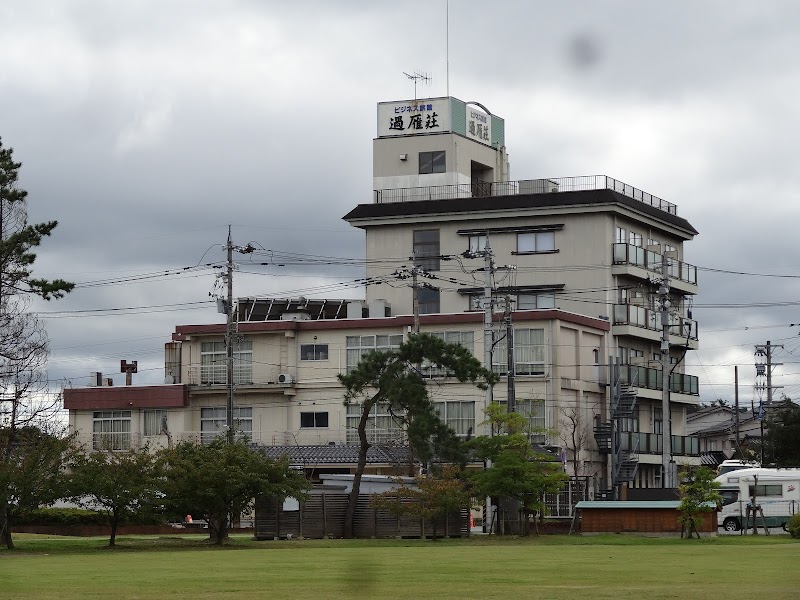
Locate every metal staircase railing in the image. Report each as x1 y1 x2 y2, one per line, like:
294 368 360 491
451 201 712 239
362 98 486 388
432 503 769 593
610 369 640 491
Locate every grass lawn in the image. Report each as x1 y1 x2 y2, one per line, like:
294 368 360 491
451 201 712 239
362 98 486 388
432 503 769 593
1 534 798 599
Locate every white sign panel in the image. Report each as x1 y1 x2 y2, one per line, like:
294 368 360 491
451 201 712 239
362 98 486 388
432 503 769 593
465 105 491 146
377 98 451 137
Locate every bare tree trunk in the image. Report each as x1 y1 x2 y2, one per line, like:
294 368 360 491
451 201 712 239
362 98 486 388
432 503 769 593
208 516 228 544
216 519 228 545
109 511 119 547
1 507 13 549
344 399 375 539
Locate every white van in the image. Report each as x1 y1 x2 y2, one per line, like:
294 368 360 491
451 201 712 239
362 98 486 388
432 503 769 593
714 467 800 532
716 459 759 476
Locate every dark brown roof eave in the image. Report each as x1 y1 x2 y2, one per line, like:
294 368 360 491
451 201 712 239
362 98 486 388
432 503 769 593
343 189 699 237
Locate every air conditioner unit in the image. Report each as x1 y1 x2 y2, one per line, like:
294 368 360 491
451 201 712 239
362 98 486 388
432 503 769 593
277 373 295 384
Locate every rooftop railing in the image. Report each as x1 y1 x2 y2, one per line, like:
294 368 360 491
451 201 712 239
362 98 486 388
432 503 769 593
374 175 678 215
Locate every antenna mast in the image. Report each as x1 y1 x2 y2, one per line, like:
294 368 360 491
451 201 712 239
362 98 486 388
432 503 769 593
446 0 450 96
403 71 432 101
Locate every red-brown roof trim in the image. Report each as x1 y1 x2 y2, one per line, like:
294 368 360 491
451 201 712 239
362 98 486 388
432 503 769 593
172 309 609 340
63 385 189 410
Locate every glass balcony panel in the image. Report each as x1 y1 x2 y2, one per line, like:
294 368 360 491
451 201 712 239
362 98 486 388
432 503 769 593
631 246 645 267
613 304 629 324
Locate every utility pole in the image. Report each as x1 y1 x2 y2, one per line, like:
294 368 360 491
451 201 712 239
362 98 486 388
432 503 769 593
754 341 783 407
657 250 674 487
754 340 783 463
505 295 515 414
482 240 495 533
392 266 432 335
734 366 740 454
412 267 420 334
225 226 235 440
483 241 494 419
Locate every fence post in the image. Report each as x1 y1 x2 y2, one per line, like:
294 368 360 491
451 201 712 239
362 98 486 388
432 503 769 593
322 493 328 539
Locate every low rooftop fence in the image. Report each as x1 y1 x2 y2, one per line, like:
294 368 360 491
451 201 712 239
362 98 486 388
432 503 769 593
375 175 678 216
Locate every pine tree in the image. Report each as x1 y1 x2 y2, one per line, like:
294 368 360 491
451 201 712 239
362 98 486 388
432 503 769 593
1 138 74 549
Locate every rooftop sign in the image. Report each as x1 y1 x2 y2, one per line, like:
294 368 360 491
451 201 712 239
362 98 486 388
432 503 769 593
377 97 503 148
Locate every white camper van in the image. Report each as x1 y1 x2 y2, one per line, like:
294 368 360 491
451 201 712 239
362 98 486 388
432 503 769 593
714 467 800 532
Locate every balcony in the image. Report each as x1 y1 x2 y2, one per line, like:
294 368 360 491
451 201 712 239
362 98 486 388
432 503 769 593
612 304 698 346
374 174 679 216
187 365 258 386
612 243 698 293
617 432 700 457
618 364 699 396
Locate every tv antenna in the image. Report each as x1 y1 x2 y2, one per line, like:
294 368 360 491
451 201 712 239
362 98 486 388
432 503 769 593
403 70 432 101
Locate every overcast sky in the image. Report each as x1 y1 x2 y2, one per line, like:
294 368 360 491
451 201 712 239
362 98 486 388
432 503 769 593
3 0 800 406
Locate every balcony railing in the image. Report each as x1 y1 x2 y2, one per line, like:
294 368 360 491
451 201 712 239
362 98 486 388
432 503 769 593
374 175 678 216
613 304 698 341
187 365 255 386
618 432 700 456
613 243 698 286
618 364 699 396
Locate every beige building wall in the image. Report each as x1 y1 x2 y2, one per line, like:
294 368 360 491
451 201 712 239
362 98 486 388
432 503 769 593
360 206 691 319
373 132 509 193
69 314 610 472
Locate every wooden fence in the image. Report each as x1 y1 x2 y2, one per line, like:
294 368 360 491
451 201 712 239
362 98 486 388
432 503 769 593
254 493 469 540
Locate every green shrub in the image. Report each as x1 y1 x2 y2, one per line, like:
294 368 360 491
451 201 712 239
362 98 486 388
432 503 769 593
17 508 107 526
17 507 167 527
788 513 800 539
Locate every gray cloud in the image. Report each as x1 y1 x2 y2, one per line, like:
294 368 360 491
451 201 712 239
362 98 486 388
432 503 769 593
3 0 800 401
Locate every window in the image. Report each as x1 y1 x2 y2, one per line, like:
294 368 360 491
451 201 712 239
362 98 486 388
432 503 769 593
619 406 639 433
516 231 555 253
419 150 446 174
493 328 545 376
413 229 440 271
200 406 252 444
422 332 474 378
300 344 328 361
469 295 484 311
518 291 555 310
653 407 663 435
720 490 739 507
617 347 643 364
346 402 404 444
418 286 440 314
143 409 167 437
200 338 253 384
517 399 547 443
300 412 329 428
346 334 404 373
514 328 546 375
434 401 475 437
647 238 660 249
468 234 487 253
92 411 131 450
749 484 783 497
629 232 642 247
616 227 627 244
